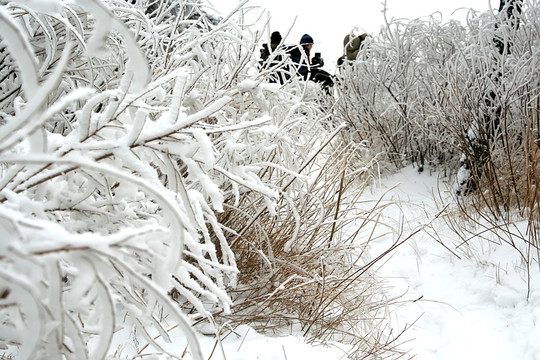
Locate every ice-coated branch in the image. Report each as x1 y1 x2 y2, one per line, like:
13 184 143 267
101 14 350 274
0 0 335 358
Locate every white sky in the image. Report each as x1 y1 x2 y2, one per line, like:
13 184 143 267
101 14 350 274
210 0 498 71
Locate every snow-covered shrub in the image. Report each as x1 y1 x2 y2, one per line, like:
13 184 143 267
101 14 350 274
335 0 540 278
335 13 469 172
442 0 540 286
0 0 416 358
0 0 331 358
217 138 411 358
336 1 540 186
443 2 540 202
421 1 540 238
338 3 538 192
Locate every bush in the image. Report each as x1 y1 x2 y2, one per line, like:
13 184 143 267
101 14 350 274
0 0 296 358
0 0 406 359
335 1 540 271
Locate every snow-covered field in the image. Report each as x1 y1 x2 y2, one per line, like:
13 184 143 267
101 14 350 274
367 166 540 359
2 1 538 358
187 166 540 359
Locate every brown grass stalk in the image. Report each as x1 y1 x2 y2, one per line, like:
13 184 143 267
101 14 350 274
210 139 414 358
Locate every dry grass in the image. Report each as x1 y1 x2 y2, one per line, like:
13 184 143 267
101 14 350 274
445 105 540 297
208 137 414 358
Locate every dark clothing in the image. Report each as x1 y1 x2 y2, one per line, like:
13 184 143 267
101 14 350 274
261 33 334 93
300 34 314 44
259 31 286 83
310 68 334 93
289 45 333 93
270 31 282 45
260 43 287 84
289 44 311 80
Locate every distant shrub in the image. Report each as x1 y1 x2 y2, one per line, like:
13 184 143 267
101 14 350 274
335 1 540 253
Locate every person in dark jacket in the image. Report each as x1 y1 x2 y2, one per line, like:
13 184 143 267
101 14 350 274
290 34 334 94
260 31 283 62
259 31 286 83
289 34 314 80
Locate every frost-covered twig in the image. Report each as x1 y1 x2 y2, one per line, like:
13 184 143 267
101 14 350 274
0 0 321 358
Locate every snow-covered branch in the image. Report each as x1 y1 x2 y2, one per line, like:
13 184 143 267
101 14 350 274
0 0 329 358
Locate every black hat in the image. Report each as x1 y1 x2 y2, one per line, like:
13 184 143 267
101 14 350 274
271 31 282 44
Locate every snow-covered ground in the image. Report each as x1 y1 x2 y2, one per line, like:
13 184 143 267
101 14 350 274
365 166 540 359
184 166 540 359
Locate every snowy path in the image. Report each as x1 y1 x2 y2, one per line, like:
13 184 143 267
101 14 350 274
178 167 540 360
365 166 540 359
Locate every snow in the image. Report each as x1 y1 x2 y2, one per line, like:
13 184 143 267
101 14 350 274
197 325 348 360
355 166 540 359
2 1 538 358
372 167 540 360
183 165 540 359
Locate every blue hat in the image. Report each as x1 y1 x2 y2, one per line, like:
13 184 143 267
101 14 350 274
300 34 314 44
